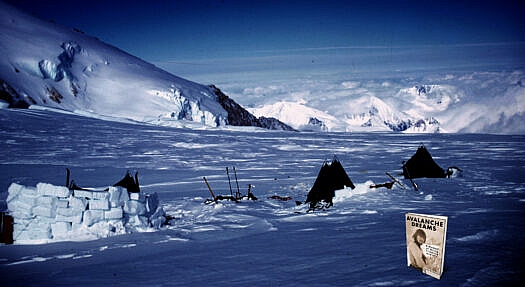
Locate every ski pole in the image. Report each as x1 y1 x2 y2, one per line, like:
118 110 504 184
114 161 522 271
203 177 216 201
233 166 241 199
226 167 233 197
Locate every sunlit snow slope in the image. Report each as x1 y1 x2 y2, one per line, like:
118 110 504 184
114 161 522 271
0 2 229 126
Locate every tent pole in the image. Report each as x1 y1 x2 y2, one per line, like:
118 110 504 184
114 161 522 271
403 165 419 191
233 166 241 199
226 167 233 197
66 168 70 188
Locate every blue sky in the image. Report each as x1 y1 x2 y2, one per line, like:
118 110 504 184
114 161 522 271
5 0 525 64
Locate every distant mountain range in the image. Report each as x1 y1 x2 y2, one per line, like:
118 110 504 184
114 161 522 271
248 91 444 133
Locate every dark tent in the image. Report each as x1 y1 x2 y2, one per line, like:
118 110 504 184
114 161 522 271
305 158 355 209
402 146 446 179
113 170 141 193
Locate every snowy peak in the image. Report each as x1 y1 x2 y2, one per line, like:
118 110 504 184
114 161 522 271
249 94 442 133
248 100 340 132
344 95 441 133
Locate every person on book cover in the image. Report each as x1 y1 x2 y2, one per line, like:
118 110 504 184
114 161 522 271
408 229 427 270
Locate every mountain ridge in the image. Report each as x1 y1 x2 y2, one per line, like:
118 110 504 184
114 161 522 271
0 1 292 131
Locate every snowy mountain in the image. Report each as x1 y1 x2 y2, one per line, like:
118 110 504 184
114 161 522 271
248 99 339 132
249 93 442 133
0 2 290 130
248 77 525 133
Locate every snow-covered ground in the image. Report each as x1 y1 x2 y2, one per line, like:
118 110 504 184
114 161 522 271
1 108 524 286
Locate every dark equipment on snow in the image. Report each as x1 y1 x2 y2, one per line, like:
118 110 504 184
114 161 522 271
113 170 141 193
371 172 408 190
267 195 293 201
402 145 446 179
66 169 141 192
203 176 217 201
226 167 234 197
233 166 241 199
305 157 355 210
203 167 257 204
401 145 461 190
246 184 258 201
370 181 395 189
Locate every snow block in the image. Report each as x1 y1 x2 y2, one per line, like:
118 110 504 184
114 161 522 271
119 189 130 203
12 219 30 233
36 196 57 209
56 212 83 224
8 184 38 206
7 183 25 202
8 201 33 218
130 192 145 202
108 186 120 206
108 186 127 207
68 196 87 211
104 207 123 220
51 222 71 238
14 221 52 241
14 229 51 241
90 191 109 200
83 210 104 226
123 200 146 216
73 189 93 199
56 199 69 208
37 183 71 198
17 191 39 207
126 214 149 227
88 198 110 210
56 207 75 217
32 206 56 218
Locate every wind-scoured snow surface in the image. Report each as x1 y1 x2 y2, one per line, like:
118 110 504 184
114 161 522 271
1 109 524 286
0 2 227 127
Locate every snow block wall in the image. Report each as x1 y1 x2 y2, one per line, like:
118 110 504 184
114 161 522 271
6 182 165 244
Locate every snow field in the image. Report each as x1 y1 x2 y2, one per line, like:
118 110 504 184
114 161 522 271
0 109 524 286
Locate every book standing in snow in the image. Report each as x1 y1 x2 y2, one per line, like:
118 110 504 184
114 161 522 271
405 213 448 279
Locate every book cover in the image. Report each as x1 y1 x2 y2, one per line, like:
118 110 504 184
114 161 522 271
405 212 448 279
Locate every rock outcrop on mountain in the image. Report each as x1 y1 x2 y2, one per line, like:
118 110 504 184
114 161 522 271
210 85 294 131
